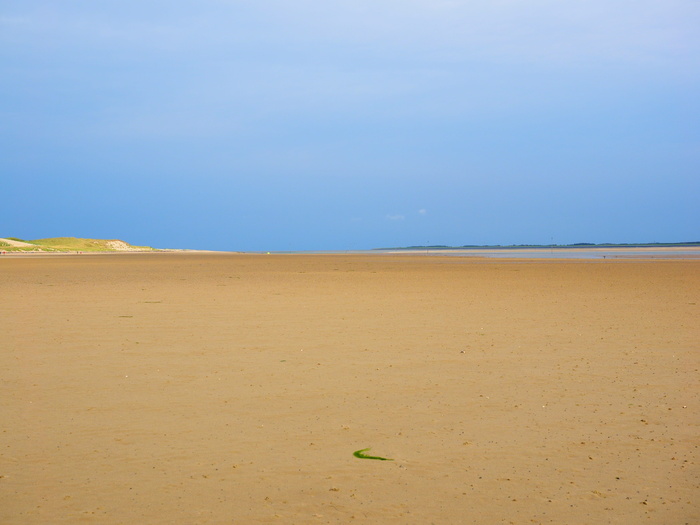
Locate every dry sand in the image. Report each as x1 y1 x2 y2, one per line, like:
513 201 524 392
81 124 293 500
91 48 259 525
1 253 698 524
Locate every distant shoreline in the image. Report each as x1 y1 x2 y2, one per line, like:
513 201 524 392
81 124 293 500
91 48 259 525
373 246 700 260
377 242 700 251
2 237 699 258
4 247 699 261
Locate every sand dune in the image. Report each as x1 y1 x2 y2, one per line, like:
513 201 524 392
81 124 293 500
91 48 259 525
0 237 37 248
1 254 698 524
0 237 155 253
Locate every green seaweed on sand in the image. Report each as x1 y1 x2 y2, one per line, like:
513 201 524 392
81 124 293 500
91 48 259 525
353 448 393 461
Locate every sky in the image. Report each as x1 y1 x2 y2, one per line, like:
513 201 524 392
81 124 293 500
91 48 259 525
2 0 699 251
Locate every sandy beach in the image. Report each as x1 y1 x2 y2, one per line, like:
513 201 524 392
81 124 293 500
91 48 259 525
1 253 698 524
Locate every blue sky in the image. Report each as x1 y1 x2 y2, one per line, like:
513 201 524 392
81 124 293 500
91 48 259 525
2 1 698 251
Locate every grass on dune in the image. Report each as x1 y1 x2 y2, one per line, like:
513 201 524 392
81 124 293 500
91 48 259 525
32 237 155 251
1 237 155 252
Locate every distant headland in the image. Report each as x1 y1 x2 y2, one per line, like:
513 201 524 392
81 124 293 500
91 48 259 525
377 241 700 251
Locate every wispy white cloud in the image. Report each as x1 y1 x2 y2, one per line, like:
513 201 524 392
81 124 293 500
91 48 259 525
386 214 405 221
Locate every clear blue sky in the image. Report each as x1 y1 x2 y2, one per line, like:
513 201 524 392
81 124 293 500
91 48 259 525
2 1 698 251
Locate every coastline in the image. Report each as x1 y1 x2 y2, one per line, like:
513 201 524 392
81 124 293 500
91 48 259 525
3 245 699 259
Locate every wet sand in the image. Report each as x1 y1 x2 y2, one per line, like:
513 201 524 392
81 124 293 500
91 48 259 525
1 254 698 524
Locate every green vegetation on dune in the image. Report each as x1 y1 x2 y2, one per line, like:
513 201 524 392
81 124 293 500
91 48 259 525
30 237 111 251
0 246 47 252
33 237 155 252
0 237 156 252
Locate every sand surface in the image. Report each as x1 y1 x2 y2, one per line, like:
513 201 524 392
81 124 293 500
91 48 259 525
1 254 698 524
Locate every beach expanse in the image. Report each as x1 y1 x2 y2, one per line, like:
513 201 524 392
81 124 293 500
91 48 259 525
1 253 698 524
